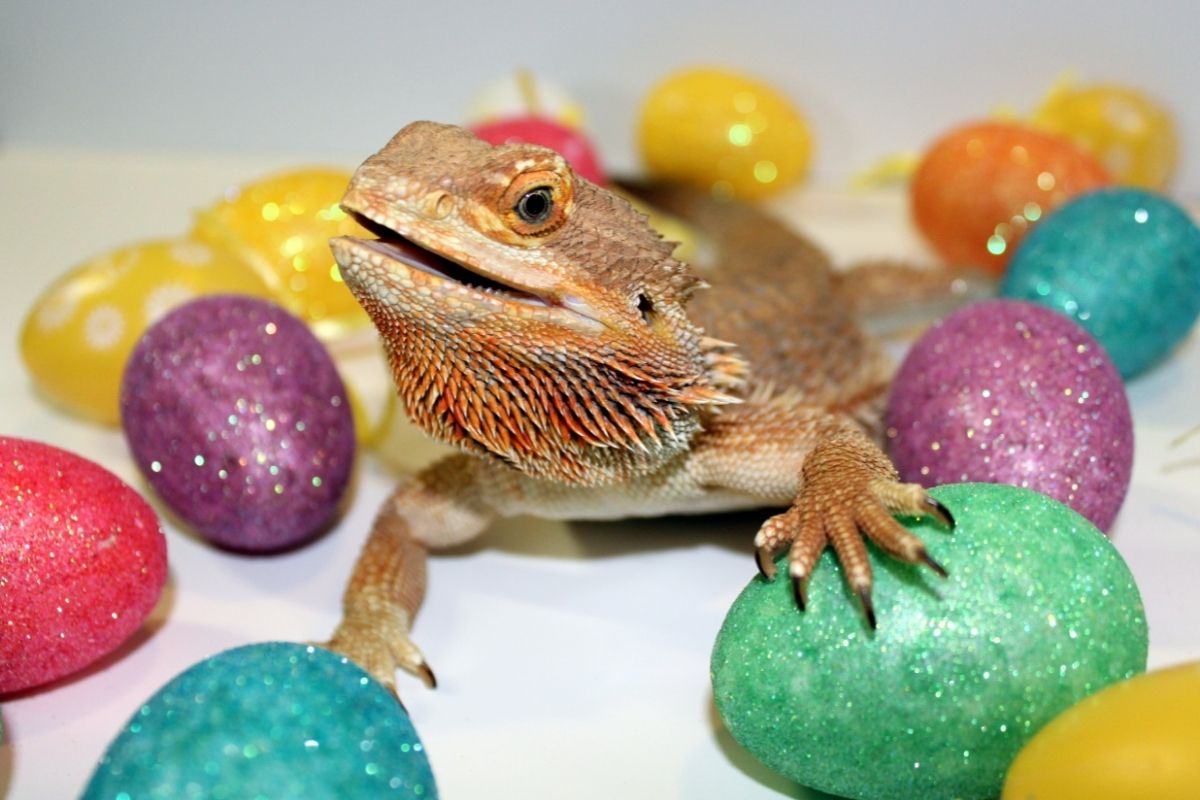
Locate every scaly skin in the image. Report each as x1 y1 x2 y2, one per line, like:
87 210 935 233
326 121 953 689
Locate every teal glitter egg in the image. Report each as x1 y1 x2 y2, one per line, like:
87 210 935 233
711 483 1147 800
1000 187 1200 378
82 643 437 799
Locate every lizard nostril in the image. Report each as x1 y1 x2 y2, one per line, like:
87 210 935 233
422 191 454 220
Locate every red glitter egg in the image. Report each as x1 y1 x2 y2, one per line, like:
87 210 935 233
911 121 1111 275
471 116 607 185
0 437 167 694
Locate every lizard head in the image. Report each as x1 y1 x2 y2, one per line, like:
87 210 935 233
331 121 745 484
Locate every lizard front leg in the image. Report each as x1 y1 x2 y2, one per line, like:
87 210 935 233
697 400 953 627
325 454 494 691
754 427 954 626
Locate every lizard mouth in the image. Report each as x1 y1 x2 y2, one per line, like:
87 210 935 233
341 211 553 309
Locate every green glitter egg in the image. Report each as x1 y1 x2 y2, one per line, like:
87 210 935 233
82 642 437 799
711 483 1147 800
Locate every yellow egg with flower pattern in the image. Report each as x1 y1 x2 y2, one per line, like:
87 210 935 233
639 67 812 199
191 169 369 337
20 239 273 424
1033 82 1178 189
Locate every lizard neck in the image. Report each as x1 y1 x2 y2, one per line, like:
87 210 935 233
378 315 707 486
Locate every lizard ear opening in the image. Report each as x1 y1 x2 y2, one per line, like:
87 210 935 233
501 170 573 237
636 293 655 322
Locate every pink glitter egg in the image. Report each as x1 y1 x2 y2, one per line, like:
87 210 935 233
885 300 1133 531
0 436 167 694
471 116 607 185
121 296 355 552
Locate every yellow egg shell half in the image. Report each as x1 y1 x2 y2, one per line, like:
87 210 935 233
1033 83 1179 189
639 67 812 199
191 168 369 337
1003 661 1200 800
20 238 274 424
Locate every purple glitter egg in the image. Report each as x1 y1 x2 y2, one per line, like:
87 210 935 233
885 300 1133 531
121 295 354 551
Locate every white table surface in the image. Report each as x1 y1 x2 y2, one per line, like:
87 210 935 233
1 147 1198 800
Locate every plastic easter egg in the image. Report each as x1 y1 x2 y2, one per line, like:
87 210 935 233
712 483 1147 800
472 116 607 185
191 169 369 337
468 71 586 129
1001 187 1200 378
911 121 1111 273
0 436 167 694
121 296 355 552
19 238 273 425
1002 661 1200 799
81 642 437 799
639 67 813 199
1034 82 1178 189
886 300 1133 531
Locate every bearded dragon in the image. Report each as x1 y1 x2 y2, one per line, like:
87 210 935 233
326 121 955 690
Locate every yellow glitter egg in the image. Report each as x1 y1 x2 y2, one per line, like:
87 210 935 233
20 239 273 424
639 67 813 199
191 169 369 337
1003 661 1200 799
1033 82 1179 189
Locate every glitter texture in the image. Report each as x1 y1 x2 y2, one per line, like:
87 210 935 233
638 67 812 199
886 300 1132 531
81 643 437 799
711 483 1147 800
190 169 370 336
1001 187 1200 378
121 296 355 552
0 436 167 694
910 121 1111 275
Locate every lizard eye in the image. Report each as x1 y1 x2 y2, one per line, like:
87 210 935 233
516 187 553 224
501 169 572 237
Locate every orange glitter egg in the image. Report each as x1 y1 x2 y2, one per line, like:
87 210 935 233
191 169 369 337
911 121 1112 274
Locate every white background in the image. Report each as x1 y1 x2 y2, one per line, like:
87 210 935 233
2 4 1199 799
1 2 1197 193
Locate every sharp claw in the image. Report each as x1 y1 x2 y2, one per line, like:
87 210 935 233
920 549 949 578
791 574 808 611
924 497 956 529
418 662 438 690
856 585 877 629
755 547 777 581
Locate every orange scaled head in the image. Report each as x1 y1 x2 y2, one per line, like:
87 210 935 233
331 122 744 485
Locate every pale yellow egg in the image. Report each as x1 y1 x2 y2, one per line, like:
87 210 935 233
1003 661 1200 799
20 239 273 424
1033 82 1178 189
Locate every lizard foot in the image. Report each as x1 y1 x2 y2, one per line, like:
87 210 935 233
753 434 954 627
322 604 436 696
